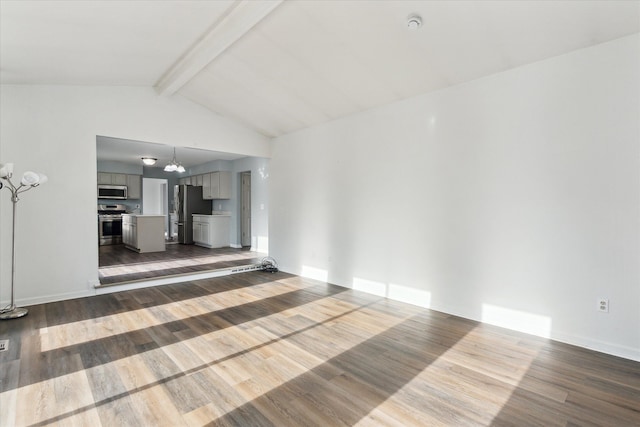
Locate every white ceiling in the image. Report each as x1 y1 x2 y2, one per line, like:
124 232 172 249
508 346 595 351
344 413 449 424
0 0 235 85
2 0 639 138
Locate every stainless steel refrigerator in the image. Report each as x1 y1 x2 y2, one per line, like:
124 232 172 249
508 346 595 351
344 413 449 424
174 185 212 244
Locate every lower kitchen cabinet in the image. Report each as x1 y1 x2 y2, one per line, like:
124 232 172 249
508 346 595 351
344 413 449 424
192 214 230 248
122 214 166 253
122 217 137 249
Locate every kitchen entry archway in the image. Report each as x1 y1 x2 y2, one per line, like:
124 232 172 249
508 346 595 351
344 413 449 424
96 136 266 287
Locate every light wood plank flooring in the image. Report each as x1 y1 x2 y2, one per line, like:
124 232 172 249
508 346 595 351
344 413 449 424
1 272 639 426
98 244 262 285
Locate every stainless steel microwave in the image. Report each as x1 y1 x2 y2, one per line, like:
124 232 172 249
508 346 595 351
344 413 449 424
98 185 127 199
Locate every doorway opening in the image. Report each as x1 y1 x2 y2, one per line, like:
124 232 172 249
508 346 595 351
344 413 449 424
96 136 266 287
142 178 169 237
241 171 252 248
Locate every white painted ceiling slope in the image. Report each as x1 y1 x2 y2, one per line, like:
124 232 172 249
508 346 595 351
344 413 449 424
1 0 639 138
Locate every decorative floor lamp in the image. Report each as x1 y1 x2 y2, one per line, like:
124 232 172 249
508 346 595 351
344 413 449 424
0 163 47 320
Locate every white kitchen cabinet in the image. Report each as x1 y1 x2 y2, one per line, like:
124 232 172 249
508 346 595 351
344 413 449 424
202 173 212 199
122 214 134 247
97 173 127 185
113 174 127 185
97 173 111 184
179 177 188 185
192 214 230 248
122 214 165 253
219 172 231 199
193 220 209 245
195 174 203 186
126 174 142 199
202 171 231 200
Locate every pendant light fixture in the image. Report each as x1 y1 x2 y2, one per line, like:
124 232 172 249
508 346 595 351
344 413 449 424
164 147 185 173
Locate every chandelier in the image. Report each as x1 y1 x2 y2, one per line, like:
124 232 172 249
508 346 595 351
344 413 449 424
164 147 185 173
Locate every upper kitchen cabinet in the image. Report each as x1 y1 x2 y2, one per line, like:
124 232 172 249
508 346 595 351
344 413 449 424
98 172 127 185
97 173 141 199
126 174 142 199
218 172 231 199
203 171 231 200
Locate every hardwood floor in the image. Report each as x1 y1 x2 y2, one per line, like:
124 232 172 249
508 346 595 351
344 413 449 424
1 271 639 426
98 244 263 285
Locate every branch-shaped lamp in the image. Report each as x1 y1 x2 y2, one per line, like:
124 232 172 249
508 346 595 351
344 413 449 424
0 163 47 320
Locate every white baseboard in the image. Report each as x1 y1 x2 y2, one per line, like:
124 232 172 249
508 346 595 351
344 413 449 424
2 289 96 308
427 299 640 362
230 243 243 249
548 331 640 362
285 266 640 363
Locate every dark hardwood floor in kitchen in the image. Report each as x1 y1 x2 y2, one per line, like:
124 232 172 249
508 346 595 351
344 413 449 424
1 271 639 426
98 243 263 285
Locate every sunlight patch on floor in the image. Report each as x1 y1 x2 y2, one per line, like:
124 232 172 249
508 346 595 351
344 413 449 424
39 279 313 351
7 293 409 426
360 324 544 426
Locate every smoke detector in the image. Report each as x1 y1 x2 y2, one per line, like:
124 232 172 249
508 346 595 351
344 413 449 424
407 14 422 31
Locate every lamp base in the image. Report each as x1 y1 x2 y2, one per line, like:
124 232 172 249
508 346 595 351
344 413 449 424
0 307 28 320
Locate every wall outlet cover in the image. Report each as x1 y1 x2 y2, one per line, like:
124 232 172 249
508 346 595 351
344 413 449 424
598 299 609 313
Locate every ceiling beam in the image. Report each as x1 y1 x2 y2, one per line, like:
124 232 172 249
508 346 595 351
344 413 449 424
155 0 283 96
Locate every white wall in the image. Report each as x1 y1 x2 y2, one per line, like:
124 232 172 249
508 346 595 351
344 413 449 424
230 157 270 253
142 178 166 215
97 160 142 175
0 85 269 305
270 34 640 361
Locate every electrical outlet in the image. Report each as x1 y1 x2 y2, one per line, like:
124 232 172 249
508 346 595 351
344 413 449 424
0 340 8 352
597 298 609 313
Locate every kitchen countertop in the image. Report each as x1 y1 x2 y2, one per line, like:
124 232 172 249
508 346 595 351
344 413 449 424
122 214 165 218
193 213 231 217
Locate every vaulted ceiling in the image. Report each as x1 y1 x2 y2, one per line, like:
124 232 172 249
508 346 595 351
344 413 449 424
2 0 639 138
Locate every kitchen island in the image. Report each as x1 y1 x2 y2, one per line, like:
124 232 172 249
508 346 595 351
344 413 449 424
122 214 166 253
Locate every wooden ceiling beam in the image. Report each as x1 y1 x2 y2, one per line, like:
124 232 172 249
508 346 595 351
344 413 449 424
155 0 283 96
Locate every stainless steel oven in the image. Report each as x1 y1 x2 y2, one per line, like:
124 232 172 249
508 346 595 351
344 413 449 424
98 204 127 245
